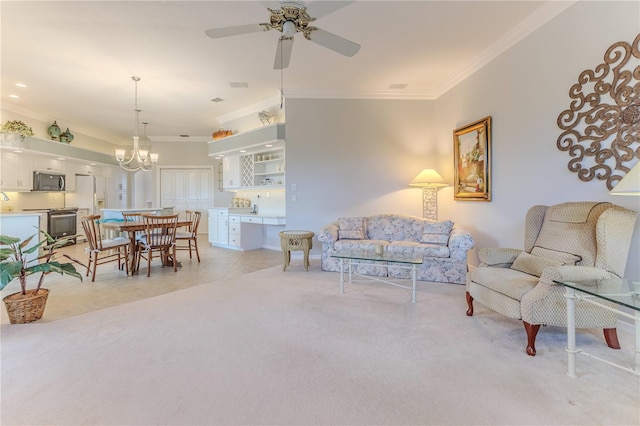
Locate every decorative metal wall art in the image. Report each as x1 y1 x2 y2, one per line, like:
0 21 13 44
556 33 640 190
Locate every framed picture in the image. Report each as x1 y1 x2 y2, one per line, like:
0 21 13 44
453 116 492 201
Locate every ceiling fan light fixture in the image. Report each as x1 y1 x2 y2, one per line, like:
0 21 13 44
282 20 297 37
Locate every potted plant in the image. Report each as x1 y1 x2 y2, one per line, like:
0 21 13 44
0 231 84 324
1 120 34 140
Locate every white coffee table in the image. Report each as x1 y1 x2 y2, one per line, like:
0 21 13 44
331 249 423 303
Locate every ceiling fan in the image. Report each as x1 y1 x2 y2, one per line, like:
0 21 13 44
205 1 360 69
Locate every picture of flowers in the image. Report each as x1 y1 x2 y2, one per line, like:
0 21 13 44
453 116 491 201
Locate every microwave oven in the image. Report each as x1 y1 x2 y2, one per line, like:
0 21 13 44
33 171 66 191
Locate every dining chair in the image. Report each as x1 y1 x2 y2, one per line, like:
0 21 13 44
175 210 202 262
136 214 179 277
122 212 143 222
80 215 130 282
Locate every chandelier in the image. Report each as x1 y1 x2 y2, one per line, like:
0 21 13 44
115 76 159 172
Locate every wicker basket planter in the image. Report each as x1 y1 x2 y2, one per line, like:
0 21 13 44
3 289 50 324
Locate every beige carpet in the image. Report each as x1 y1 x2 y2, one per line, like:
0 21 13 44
1 264 639 425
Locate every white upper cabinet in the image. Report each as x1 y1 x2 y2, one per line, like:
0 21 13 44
33 155 63 173
0 151 33 191
222 156 241 189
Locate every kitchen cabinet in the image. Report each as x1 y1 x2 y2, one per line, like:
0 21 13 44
222 156 241 189
228 215 263 250
33 156 63 172
76 163 101 176
76 208 91 242
0 151 33 191
208 208 229 246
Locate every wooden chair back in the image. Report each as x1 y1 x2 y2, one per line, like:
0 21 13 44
81 215 103 251
141 214 179 248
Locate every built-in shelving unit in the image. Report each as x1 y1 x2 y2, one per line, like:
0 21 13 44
209 123 285 191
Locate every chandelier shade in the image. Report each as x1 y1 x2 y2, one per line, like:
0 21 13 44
115 76 159 172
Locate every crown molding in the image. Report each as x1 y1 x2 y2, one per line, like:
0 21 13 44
284 88 437 100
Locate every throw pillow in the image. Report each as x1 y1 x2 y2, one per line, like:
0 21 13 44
338 217 365 240
419 220 453 245
510 252 563 277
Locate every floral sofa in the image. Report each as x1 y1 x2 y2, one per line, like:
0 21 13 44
317 214 475 284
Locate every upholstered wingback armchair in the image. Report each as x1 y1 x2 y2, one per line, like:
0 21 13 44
466 201 637 356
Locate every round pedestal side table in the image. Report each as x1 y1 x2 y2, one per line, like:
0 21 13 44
279 230 314 271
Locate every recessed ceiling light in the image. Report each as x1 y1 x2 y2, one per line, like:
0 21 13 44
388 83 408 90
229 82 248 88
211 97 224 103
9 94 19 99
89 163 97 166
15 83 27 88
13 149 23 153
240 150 247 153
265 144 273 147
57 157 65 161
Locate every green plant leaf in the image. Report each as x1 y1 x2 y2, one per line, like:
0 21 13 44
0 247 17 261
0 261 24 290
0 235 21 246
18 234 36 250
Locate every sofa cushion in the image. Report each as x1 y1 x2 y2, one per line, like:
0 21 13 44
469 267 539 302
338 217 365 239
419 220 453 244
388 241 450 258
530 246 581 266
510 252 562 277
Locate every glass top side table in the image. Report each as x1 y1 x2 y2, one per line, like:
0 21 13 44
553 278 640 377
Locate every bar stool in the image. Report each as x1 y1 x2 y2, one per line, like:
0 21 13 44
279 230 314 271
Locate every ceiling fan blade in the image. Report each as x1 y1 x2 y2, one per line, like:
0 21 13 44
306 1 356 19
205 23 266 39
308 28 360 57
274 37 294 69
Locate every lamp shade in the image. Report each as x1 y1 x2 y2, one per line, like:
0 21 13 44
409 169 448 187
610 162 640 196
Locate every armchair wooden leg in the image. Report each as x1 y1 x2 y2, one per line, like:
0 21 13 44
603 328 621 349
465 291 474 316
523 321 541 356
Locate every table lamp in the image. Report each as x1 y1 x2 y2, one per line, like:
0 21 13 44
409 169 448 220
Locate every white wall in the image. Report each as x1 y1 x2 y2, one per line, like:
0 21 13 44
285 1 640 280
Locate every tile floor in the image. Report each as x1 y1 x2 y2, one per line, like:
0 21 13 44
0 239 285 323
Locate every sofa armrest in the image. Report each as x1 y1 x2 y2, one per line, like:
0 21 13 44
538 265 613 285
478 248 522 267
448 227 475 251
317 222 339 244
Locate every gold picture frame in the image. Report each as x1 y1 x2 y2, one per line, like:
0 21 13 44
453 116 491 201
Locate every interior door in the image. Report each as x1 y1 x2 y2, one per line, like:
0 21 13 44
160 168 213 235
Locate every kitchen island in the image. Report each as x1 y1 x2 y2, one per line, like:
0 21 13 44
101 207 174 221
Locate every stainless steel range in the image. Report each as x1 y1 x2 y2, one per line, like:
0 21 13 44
23 207 78 244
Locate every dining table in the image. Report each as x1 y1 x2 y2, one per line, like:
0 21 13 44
101 219 191 274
